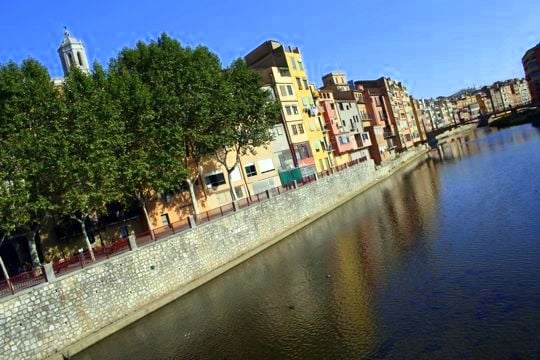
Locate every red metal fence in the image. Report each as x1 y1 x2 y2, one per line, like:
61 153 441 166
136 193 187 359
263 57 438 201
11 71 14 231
0 158 370 299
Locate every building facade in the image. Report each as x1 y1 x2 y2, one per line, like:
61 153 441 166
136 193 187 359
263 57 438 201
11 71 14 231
523 43 540 104
355 77 418 152
245 41 332 176
320 72 372 163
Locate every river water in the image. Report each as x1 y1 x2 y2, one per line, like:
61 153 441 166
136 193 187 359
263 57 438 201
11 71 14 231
75 125 540 360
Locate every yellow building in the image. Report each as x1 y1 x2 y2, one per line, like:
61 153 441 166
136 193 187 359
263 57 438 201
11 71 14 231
245 41 332 176
147 145 282 234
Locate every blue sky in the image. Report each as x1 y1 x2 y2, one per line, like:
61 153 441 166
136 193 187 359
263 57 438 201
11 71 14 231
1 0 539 98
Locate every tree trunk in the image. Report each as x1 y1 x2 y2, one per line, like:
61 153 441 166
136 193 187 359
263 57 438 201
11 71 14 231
79 218 96 262
141 200 155 241
26 225 41 269
26 234 41 268
0 233 6 250
186 179 200 214
0 255 10 280
227 169 237 202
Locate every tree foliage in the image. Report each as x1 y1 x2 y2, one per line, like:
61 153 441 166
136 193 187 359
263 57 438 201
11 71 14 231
212 58 280 200
54 65 125 259
0 34 281 264
0 60 62 265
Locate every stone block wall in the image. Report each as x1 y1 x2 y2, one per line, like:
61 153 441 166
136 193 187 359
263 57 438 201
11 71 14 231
0 147 427 360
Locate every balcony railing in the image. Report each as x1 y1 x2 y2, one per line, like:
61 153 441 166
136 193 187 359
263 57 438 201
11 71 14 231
383 126 396 138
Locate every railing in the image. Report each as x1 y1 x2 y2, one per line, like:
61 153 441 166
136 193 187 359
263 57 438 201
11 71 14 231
384 126 396 138
0 155 378 300
0 267 46 298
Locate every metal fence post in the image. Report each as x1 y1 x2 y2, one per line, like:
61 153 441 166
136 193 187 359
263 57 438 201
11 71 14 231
293 180 298 189
265 189 272 199
232 200 239 211
78 250 85 269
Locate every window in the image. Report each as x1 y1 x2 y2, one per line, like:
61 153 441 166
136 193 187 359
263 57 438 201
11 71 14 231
234 186 244 199
77 52 84 66
67 53 74 67
161 214 170 226
280 85 288 97
296 77 303 89
292 105 299 115
245 163 257 177
258 158 275 173
339 103 344 111
291 57 297 69
362 133 369 141
313 140 321 152
298 60 304 70
330 103 335 110
287 85 294 96
298 124 305 134
285 105 292 116
294 143 312 160
292 124 298 135
204 173 226 188
308 119 315 131
279 68 291 77
303 79 309 89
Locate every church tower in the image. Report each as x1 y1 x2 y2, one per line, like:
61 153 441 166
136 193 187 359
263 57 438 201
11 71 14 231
58 27 90 76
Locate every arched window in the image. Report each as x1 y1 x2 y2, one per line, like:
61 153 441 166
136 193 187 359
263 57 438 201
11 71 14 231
67 53 74 68
77 51 83 66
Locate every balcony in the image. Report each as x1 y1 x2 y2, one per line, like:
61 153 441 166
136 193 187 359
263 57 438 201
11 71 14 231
356 132 372 148
297 156 315 168
383 126 396 138
272 67 292 83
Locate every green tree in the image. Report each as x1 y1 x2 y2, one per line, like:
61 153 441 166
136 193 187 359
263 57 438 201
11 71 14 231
0 60 62 267
54 65 124 261
212 59 280 201
177 45 230 214
108 34 190 238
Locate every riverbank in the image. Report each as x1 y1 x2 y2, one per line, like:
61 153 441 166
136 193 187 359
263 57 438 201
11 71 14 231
0 146 429 360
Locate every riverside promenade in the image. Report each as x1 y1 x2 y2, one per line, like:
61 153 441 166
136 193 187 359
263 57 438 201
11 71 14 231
0 146 428 360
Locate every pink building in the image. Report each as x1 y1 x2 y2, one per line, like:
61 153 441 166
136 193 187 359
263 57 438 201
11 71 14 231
318 90 357 162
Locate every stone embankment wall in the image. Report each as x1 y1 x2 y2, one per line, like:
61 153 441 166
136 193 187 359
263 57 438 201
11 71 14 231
0 147 428 360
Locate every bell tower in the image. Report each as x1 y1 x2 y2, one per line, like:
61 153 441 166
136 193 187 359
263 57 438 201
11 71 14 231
58 27 89 76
